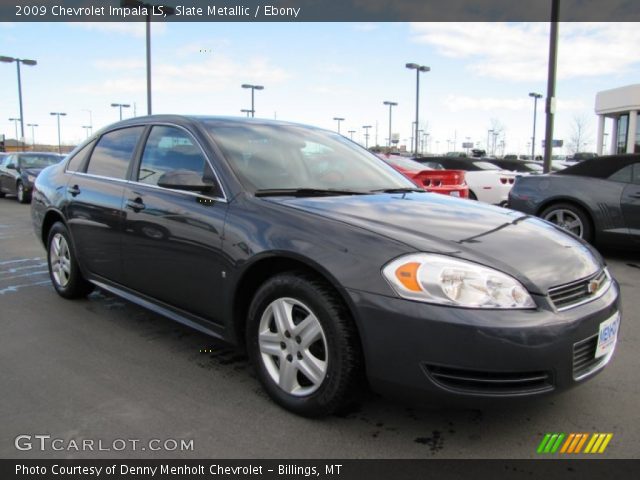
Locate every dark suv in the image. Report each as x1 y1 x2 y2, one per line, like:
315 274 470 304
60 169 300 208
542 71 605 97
31 116 621 416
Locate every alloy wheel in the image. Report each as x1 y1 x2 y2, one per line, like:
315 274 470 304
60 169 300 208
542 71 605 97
543 209 584 237
49 233 71 287
258 297 328 396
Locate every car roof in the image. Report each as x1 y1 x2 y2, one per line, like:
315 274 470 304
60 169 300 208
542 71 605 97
557 154 639 178
110 114 323 131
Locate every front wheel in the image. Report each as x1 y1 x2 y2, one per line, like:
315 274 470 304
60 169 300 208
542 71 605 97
47 222 94 298
17 182 30 203
541 203 593 242
246 272 362 417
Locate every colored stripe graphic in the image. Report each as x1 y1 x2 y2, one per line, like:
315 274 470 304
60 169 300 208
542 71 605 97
538 433 613 454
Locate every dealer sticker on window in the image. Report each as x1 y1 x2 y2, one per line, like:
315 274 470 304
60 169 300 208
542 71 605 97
595 313 620 359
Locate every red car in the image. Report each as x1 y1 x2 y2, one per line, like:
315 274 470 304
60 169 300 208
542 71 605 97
378 154 469 198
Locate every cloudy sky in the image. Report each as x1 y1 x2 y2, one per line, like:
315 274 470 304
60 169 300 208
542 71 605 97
1 21 639 154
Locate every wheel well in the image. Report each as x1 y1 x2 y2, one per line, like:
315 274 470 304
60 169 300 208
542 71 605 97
231 257 362 351
41 210 65 245
537 199 595 236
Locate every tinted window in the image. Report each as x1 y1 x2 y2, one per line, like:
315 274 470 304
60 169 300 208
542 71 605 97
608 165 632 183
137 126 207 186
66 141 95 172
205 123 413 192
87 127 144 179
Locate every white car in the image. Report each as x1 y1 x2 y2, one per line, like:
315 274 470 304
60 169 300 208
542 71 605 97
416 157 516 205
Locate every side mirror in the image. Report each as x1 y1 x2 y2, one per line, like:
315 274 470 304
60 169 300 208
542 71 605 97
6 163 16 170
157 169 215 193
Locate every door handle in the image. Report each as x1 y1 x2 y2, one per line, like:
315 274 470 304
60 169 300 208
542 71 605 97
630 193 640 199
67 185 81 196
125 198 146 212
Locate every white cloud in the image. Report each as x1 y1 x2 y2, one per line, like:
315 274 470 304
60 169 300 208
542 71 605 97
443 94 587 113
77 54 291 96
410 22 640 82
353 23 379 32
68 21 167 38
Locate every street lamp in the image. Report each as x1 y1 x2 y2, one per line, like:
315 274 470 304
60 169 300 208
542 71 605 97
362 125 372 149
333 117 345 134
50 112 67 154
383 101 398 148
82 109 93 135
0 56 37 148
529 92 543 161
487 129 493 155
240 109 253 117
405 63 430 155
241 84 264 118
120 1 175 115
8 118 21 143
82 125 92 138
27 123 38 147
111 103 131 121
347 130 356 140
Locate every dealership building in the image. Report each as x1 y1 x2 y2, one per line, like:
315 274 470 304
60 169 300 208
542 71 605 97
595 84 640 155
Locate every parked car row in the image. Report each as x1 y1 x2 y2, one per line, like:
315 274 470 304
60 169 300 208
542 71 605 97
0 152 65 203
29 115 622 416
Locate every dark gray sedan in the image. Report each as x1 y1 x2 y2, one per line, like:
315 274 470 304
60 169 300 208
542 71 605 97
509 154 640 246
31 116 621 416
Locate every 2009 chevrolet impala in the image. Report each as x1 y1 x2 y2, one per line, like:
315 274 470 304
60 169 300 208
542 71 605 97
31 116 621 416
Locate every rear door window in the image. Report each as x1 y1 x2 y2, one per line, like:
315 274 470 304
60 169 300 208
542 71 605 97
86 127 144 179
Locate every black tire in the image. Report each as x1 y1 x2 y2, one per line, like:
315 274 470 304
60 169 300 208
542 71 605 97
246 271 363 417
468 190 478 201
540 202 593 243
46 222 94 298
16 181 30 204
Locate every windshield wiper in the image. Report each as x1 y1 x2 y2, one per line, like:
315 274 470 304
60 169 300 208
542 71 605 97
369 187 424 193
254 188 366 198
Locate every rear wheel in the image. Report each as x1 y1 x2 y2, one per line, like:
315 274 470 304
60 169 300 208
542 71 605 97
47 222 94 298
541 203 593 242
16 181 30 203
246 272 362 417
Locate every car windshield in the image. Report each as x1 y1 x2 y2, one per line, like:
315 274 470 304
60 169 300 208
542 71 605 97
205 123 415 192
381 155 430 172
18 154 61 169
473 161 501 170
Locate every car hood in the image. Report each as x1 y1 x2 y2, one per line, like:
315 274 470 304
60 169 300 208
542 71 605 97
268 193 602 294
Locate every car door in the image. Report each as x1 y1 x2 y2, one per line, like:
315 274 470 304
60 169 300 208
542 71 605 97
121 124 228 323
65 126 145 283
620 162 640 239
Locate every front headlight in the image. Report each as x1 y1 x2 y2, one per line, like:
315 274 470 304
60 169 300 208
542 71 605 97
27 175 36 183
382 253 536 309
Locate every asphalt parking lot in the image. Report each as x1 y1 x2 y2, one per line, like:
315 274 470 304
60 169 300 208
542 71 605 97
1 198 638 459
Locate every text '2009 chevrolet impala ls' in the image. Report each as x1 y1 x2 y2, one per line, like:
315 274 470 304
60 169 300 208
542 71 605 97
31 116 621 416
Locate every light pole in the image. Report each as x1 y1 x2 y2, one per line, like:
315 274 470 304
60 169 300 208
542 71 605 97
27 123 38 147
333 117 345 134
487 129 493 155
82 125 92 138
241 84 264 118
347 130 356 140
82 109 93 135
405 63 430 155
240 109 252 117
529 92 543 161
121 1 175 115
0 56 37 147
362 125 372 149
111 103 131 121
492 132 499 156
8 118 20 143
383 101 398 148
50 112 67 154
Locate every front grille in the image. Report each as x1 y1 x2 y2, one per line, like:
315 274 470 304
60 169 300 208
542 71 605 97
424 364 553 395
573 334 603 380
548 269 609 311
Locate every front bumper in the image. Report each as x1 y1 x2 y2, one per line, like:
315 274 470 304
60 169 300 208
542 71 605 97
348 279 620 401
